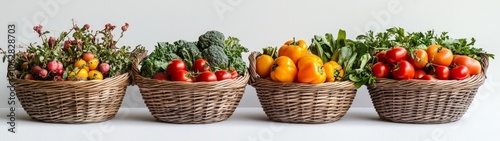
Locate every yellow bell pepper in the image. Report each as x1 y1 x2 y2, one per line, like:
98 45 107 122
297 61 326 84
256 54 274 78
278 38 308 64
323 61 344 82
270 56 297 83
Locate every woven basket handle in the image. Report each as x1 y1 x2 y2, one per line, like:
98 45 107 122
248 51 261 85
130 47 148 85
479 53 489 78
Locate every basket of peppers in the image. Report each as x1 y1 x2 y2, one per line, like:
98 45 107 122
248 30 375 123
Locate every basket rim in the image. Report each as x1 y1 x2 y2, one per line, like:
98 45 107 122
251 77 356 89
134 72 250 87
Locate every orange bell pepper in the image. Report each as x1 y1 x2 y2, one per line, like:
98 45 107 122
278 38 308 64
297 54 323 70
270 56 297 82
297 61 326 84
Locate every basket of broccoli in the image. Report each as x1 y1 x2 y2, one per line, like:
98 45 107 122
132 30 250 124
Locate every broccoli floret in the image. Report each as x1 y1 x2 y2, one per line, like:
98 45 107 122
197 30 226 50
202 45 228 69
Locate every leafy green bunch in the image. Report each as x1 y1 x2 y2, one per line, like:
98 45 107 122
309 30 375 88
356 27 494 61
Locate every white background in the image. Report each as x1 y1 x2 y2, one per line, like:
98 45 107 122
1 1 500 141
0 0 498 109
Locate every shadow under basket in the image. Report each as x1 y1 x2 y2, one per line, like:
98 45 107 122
132 54 249 124
11 73 130 123
367 54 489 124
248 51 358 124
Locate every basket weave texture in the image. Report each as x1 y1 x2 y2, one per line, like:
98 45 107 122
132 52 249 124
10 72 130 123
248 52 358 123
367 54 489 124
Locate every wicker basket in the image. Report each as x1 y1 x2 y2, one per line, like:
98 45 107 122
132 52 249 124
248 52 358 124
367 54 489 124
9 72 130 123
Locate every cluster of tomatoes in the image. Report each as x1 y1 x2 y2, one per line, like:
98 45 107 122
372 45 482 80
152 59 238 82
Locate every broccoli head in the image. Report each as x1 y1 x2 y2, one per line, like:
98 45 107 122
197 30 226 50
202 45 228 69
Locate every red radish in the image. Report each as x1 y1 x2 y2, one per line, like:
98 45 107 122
32 66 42 74
57 61 64 70
56 69 65 76
39 69 48 78
47 60 58 72
99 63 110 74
24 74 34 80
48 37 56 47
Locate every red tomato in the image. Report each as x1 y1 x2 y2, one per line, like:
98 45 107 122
166 59 187 74
152 72 168 80
409 49 429 69
453 55 481 75
231 69 239 79
215 70 232 81
372 62 390 78
196 71 217 82
434 66 450 80
376 51 387 63
193 59 210 72
427 45 453 66
450 65 470 80
414 70 426 79
170 70 192 82
421 75 438 80
385 47 407 64
391 60 415 80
